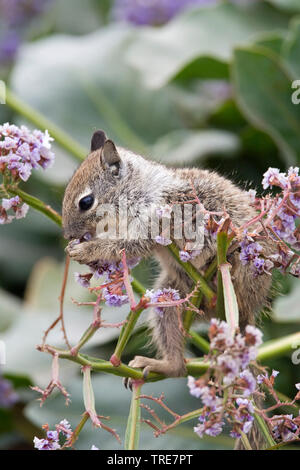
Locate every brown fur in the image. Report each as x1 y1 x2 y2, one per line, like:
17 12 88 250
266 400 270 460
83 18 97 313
63 135 272 379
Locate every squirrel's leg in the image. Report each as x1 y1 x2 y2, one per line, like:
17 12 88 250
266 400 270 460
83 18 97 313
129 274 190 378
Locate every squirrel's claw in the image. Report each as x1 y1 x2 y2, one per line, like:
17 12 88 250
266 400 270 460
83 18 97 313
123 377 133 391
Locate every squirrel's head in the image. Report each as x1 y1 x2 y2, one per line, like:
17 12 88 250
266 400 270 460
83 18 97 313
62 130 122 240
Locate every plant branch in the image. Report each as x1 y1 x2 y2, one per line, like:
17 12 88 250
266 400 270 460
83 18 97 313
7 185 62 226
5 88 86 162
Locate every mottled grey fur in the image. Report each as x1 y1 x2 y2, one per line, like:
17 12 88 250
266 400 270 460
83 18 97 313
63 135 272 379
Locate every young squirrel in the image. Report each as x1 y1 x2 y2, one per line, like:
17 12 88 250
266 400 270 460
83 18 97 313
62 130 271 379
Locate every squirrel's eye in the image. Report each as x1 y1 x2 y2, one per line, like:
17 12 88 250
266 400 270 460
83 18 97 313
79 194 94 211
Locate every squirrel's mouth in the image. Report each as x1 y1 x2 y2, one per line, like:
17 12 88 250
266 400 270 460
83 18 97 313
69 231 94 248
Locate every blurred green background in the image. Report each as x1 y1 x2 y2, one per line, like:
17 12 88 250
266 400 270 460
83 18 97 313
0 0 299 450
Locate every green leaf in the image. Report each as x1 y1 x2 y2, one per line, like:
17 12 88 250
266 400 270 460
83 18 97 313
125 2 288 88
255 31 286 55
267 0 300 13
10 26 184 180
282 17 300 78
151 129 240 165
232 46 300 163
273 279 300 323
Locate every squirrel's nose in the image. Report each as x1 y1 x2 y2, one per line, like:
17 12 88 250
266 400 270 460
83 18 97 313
62 227 74 240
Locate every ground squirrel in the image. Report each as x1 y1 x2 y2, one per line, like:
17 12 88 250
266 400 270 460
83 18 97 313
62 130 271 379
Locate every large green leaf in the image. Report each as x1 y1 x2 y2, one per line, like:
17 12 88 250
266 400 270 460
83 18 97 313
152 129 240 165
232 46 300 163
267 0 300 12
125 2 288 89
10 26 183 160
282 17 300 78
273 279 300 323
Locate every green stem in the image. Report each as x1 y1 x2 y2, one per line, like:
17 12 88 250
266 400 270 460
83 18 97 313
7 185 62 226
254 412 276 448
257 331 300 361
183 257 218 334
66 413 89 448
240 432 253 450
43 346 209 380
5 88 86 162
189 330 210 354
125 382 142 450
71 321 100 355
131 278 146 297
167 242 215 302
112 304 146 363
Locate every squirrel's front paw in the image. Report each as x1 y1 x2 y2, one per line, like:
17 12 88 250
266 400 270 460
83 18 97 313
65 240 96 264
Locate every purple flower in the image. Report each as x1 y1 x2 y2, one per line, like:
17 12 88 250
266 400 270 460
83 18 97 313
187 376 203 399
33 436 61 451
262 167 288 190
146 287 180 316
247 189 256 203
271 414 298 442
0 123 55 182
271 369 279 380
0 377 19 408
239 370 256 396
113 0 215 26
179 250 192 262
155 235 172 246
217 354 240 385
46 430 59 441
239 238 262 265
0 29 20 63
57 419 72 437
179 249 201 262
74 272 93 288
103 290 129 307
194 418 224 438
244 325 263 348
2 196 20 210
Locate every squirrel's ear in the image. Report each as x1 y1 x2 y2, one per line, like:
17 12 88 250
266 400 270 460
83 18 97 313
101 140 121 176
91 130 107 152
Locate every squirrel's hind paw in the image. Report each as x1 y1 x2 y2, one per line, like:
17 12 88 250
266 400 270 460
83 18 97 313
128 355 186 379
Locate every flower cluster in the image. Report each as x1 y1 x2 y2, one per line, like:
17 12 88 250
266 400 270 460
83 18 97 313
75 254 140 307
145 287 181 316
33 419 72 450
0 195 28 224
0 123 55 224
237 167 300 277
112 0 214 26
0 122 55 181
179 249 201 262
188 319 263 439
257 376 300 443
0 375 19 408
239 235 274 277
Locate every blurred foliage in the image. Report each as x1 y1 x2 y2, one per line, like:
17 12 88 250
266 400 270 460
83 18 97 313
0 0 299 450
